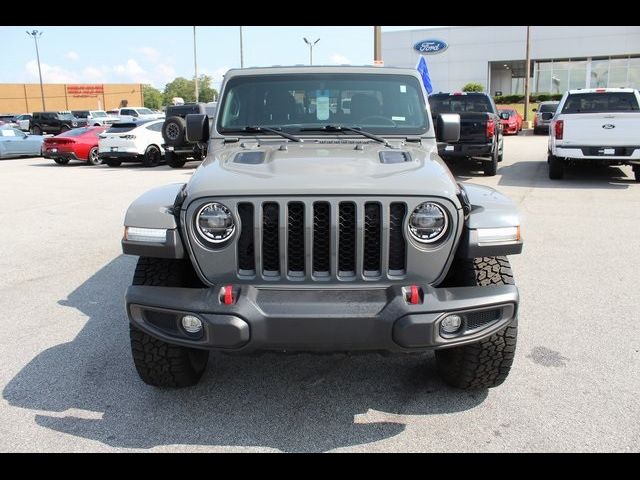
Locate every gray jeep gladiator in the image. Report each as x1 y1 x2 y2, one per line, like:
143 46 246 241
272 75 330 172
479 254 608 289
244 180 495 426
122 66 523 390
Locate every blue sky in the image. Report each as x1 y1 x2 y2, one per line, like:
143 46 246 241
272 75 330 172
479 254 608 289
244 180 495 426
0 26 435 90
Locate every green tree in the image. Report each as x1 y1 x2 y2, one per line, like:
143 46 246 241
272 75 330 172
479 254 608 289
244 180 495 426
143 84 163 109
462 82 484 92
162 75 218 105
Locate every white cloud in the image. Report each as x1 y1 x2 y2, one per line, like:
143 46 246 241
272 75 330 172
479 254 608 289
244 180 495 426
134 47 161 63
82 66 109 82
200 66 230 88
64 51 79 61
155 63 175 83
113 59 151 83
330 53 351 65
25 60 79 83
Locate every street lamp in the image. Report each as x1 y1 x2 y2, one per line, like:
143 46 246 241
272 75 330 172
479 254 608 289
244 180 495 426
26 29 46 110
303 37 320 66
193 26 199 102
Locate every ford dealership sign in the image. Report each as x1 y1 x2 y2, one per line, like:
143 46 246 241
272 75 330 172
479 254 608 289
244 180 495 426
413 39 448 54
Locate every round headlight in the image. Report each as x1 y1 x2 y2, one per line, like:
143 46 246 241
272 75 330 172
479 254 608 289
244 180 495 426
408 202 448 243
196 203 235 244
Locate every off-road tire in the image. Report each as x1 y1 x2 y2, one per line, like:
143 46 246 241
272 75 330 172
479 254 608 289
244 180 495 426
435 256 518 390
129 257 209 388
548 154 564 179
106 159 121 167
54 158 69 165
162 116 187 146
483 148 498 176
142 145 161 167
60 125 70 132
31 125 42 135
87 147 102 165
166 150 186 169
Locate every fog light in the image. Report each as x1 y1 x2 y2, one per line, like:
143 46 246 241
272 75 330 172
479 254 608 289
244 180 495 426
440 314 462 335
181 315 202 334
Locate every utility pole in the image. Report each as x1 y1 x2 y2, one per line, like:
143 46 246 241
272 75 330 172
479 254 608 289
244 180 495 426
374 26 382 65
303 37 320 65
26 30 46 110
193 26 199 102
524 25 531 123
239 26 244 68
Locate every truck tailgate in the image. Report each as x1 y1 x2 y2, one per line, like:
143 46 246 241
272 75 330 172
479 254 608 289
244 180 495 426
562 112 640 146
458 113 490 143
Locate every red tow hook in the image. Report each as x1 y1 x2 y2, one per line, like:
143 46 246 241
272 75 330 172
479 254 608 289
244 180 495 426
222 285 235 305
405 285 423 305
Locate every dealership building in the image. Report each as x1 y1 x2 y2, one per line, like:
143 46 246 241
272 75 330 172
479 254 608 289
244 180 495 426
382 26 640 96
0 83 144 114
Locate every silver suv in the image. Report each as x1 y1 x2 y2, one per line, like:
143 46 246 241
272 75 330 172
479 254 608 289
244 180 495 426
533 101 559 134
121 66 523 390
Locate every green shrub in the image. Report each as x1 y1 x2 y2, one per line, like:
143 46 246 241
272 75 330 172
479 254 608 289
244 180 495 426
462 82 484 92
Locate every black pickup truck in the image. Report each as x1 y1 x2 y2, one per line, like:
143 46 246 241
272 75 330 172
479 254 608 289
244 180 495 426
429 92 503 176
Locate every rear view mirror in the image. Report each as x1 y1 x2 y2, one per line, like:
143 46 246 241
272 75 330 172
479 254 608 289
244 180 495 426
541 112 553 121
185 114 209 143
436 114 460 143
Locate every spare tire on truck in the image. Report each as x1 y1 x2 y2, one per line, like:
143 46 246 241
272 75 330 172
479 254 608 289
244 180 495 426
162 116 187 146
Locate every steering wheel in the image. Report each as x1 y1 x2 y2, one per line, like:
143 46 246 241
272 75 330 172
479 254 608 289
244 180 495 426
356 115 397 126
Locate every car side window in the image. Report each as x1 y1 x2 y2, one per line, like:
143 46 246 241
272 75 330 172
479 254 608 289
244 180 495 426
146 122 162 132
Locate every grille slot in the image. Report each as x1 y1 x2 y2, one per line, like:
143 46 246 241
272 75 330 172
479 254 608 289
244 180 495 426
287 202 305 276
388 203 407 274
465 309 501 331
363 203 381 276
338 202 356 276
237 203 255 274
262 202 280 276
313 202 331 276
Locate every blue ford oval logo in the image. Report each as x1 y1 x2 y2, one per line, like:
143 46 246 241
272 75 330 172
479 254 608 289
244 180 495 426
413 39 448 54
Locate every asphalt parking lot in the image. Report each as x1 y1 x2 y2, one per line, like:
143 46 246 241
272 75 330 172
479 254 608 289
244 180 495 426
1 134 639 452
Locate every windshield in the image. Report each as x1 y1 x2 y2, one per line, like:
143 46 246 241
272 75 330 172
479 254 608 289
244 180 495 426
91 111 107 117
217 73 429 136
136 108 154 115
561 93 639 114
60 127 92 137
59 113 75 120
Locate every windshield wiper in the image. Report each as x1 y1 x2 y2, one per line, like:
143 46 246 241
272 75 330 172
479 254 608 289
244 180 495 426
300 124 394 147
236 126 301 142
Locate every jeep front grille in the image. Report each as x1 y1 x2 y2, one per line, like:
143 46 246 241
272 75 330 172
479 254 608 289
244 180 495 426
235 199 407 281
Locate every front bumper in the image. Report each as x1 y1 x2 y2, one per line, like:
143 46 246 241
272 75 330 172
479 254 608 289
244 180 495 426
438 143 493 159
126 283 518 353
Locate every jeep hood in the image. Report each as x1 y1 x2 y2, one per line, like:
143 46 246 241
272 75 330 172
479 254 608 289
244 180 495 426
185 141 459 200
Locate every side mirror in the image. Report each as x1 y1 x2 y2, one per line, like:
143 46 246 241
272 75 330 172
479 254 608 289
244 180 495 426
185 114 209 143
499 112 510 120
436 113 460 143
532 108 537 112
541 112 553 121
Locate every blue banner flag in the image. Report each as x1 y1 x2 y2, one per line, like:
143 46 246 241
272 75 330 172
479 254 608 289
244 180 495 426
416 56 433 94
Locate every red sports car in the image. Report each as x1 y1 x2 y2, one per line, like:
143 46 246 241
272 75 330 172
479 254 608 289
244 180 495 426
43 126 106 165
498 108 523 135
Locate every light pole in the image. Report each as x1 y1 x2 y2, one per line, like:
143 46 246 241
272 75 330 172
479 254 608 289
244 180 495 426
26 29 46 110
374 26 382 65
193 26 199 102
239 26 244 68
523 26 531 123
303 37 320 66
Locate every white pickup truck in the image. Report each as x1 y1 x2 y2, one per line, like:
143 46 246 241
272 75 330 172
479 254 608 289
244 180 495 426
548 88 640 181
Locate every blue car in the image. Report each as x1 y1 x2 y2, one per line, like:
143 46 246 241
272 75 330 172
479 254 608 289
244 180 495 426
0 126 44 159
